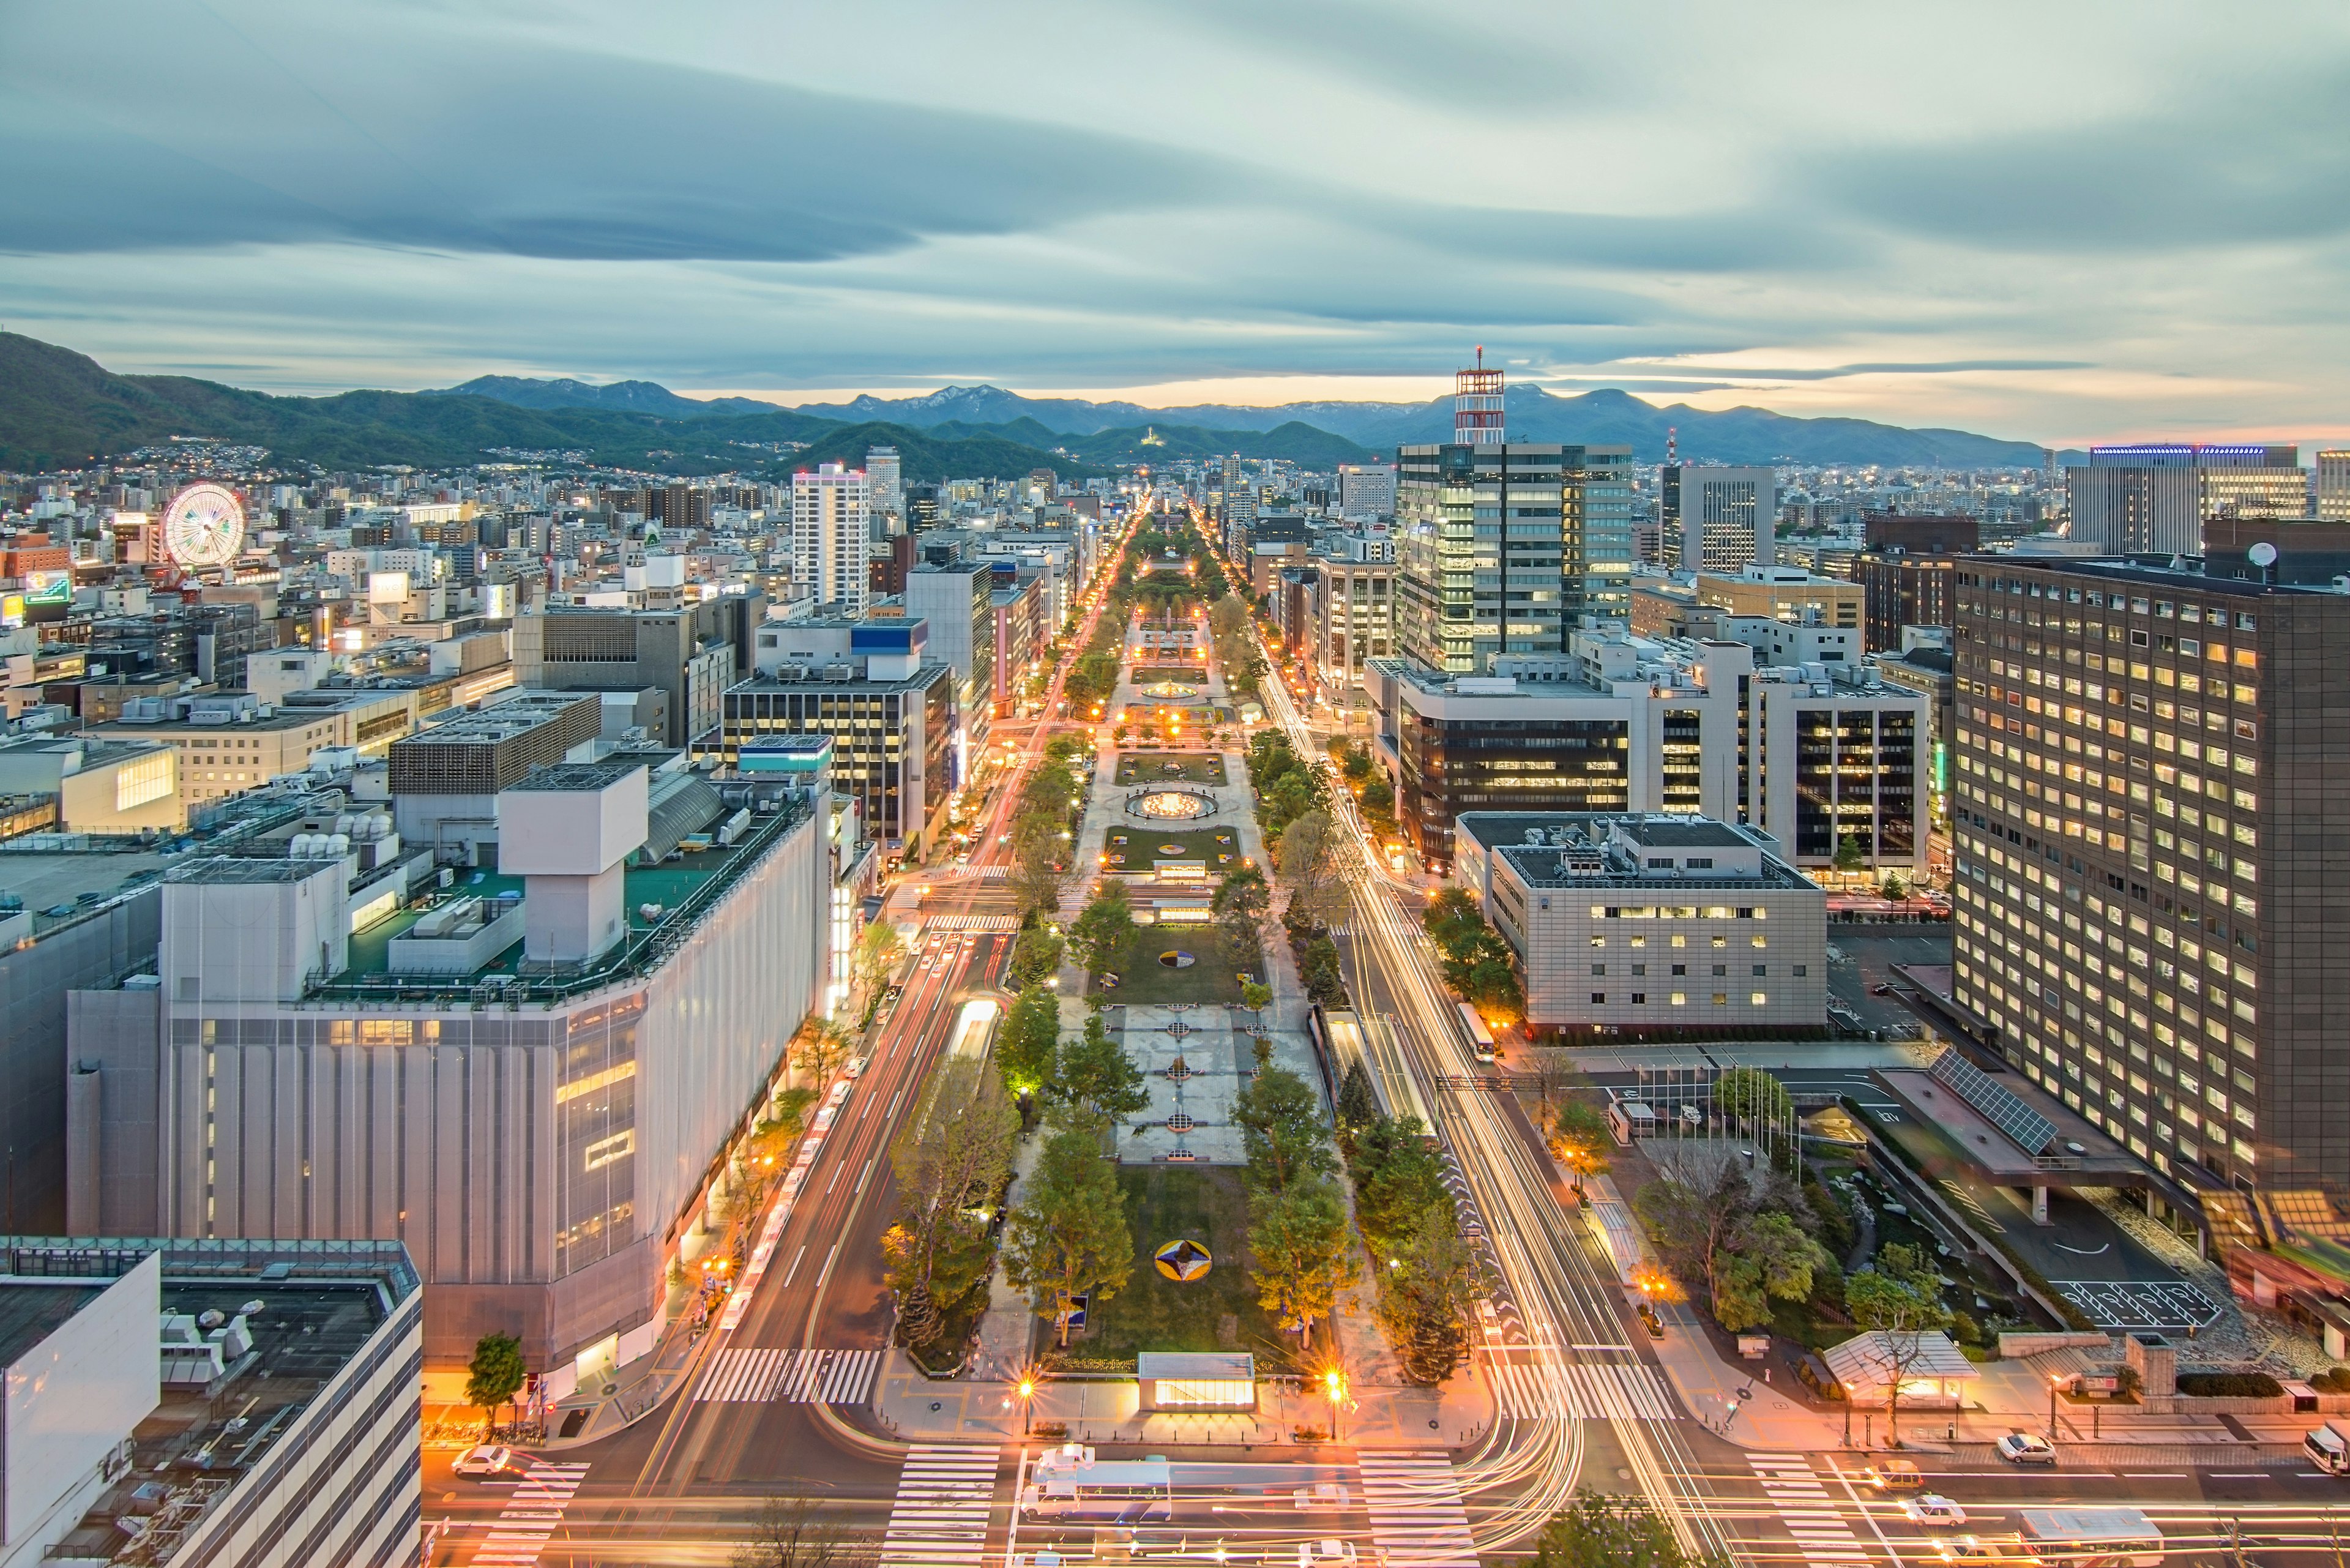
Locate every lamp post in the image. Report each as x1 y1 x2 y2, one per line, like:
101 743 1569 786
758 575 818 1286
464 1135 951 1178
1323 1368 1346 1444
1018 1375 1037 1435
2050 1373 2063 1443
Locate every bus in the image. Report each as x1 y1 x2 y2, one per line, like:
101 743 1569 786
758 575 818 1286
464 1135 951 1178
1456 1002 1498 1064
1020 1446 1173 1523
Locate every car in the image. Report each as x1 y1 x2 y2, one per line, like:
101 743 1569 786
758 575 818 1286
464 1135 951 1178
844 1055 868 1078
1871 982 1897 995
1298 1544 1359 1567
1862 1459 1923 1490
453 1444 513 1477
1997 1431 2058 1466
1906 1495 1969 1527
1938 1537 2043 1568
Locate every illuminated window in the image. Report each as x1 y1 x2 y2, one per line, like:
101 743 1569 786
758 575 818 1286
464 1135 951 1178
115 752 173 812
359 1020 412 1046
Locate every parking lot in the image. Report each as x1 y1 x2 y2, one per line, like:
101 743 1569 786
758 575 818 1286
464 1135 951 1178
1826 925 1954 1036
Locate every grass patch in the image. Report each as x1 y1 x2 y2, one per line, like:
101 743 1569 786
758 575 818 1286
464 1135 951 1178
1076 1165 1282 1361
1115 752 1229 786
1101 925 1249 1006
1102 824 1240 874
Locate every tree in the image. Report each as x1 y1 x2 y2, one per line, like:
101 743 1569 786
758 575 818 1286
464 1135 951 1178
1212 865 1272 963
1712 1066 1794 1130
1347 1115 1450 1252
1879 870 1909 901
1548 1099 1614 1184
1461 944 1524 1025
1300 935 1349 1008
1007 813 1068 919
1843 1242 1954 1447
1633 1163 1755 1318
732 1495 875 1568
1374 1209 1479 1385
995 985 1062 1097
1833 834 1868 875
1276 809 1348 933
1712 1211 1832 1334
1002 1114 1133 1346
1248 1178 1355 1348
1334 1059 1378 1133
1067 879 1136 979
1050 1010 1149 1128
884 1056 1018 1345
1008 927 1065 991
1521 1490 1717 1568
466 1331 527 1438
1239 980 1274 1017
791 1017 856 1083
850 919 905 1001
1231 1057 1337 1192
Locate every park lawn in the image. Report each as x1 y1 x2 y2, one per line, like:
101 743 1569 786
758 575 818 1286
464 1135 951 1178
1105 925 1250 1006
1101 825 1240 874
1078 1165 1283 1361
1114 752 1229 786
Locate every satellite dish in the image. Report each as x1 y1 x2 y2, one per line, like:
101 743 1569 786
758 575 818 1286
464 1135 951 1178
161 483 246 570
2248 541 2279 568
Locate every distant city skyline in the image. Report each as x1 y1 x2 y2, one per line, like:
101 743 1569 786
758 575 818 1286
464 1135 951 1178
4 1 2348 447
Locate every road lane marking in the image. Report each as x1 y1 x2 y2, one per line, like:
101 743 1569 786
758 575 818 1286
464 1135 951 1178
889 1089 905 1118
816 1242 841 1288
824 1159 845 1195
696 1347 882 1405
780 1244 808 1288
856 1157 875 1195
465 1461 588 1566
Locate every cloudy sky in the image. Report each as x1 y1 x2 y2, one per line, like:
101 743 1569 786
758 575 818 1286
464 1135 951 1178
5 0 2347 444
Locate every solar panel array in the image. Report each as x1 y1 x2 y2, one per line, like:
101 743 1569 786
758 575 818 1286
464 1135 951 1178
1928 1047 2057 1155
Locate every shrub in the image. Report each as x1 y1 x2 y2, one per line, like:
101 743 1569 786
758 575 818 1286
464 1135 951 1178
2176 1371 2283 1398
2311 1367 2350 1393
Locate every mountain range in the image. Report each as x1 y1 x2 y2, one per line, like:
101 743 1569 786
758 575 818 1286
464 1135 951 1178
446 375 2056 468
0 329 2060 477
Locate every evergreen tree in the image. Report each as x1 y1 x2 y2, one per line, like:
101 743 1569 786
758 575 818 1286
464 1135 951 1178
1247 1178 1355 1348
1003 1115 1133 1346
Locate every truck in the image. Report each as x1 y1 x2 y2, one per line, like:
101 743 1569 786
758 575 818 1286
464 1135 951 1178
2306 1418 2350 1475
2016 1509 2165 1568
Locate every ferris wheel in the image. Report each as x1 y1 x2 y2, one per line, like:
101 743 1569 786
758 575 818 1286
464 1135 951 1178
160 482 247 570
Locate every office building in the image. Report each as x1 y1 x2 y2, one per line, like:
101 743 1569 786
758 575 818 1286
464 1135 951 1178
902 562 995 753
1864 511 1979 554
1367 627 1925 875
1572 445 1639 619
1305 547 1397 697
792 464 871 613
84 690 421 809
1873 629 1955 829
1662 465 1775 572
727 617 958 852
2318 452 2350 524
1696 566 1863 631
1856 551 1960 654
512 592 763 749
2066 444 2305 556
66 752 835 1368
1335 462 1397 519
1397 440 1568 670
0 1237 420 1568
1949 558 2350 1201
865 446 903 536
1451 812 1826 1036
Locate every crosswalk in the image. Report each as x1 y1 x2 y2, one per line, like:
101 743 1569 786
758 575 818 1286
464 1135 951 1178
695 1346 882 1405
1357 1452 1479 1567
924 913 1020 931
1747 1454 1872 1568
1487 1356 1679 1421
881 1445 1000 1567
938 864 1011 879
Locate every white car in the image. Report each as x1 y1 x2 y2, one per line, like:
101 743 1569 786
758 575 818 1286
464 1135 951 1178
1299 1543 1359 1567
1905 1495 1969 1527
453 1444 512 1477
843 1056 868 1079
1996 1431 2057 1466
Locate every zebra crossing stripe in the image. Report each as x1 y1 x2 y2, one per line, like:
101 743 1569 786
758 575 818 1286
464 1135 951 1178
1357 1452 1479 1568
881 1446 1000 1568
925 913 1020 930
1488 1357 1679 1421
1747 1456 1873 1568
696 1347 882 1405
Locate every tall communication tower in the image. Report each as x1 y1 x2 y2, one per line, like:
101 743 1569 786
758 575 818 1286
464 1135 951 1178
1453 345 1505 446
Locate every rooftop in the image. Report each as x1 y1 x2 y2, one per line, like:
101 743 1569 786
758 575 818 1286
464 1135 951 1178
509 760 643 794
1618 819 1753 848
1972 554 2350 599
0 1279 103 1370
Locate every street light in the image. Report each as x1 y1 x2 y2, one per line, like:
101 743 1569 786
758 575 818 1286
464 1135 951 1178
2050 1372 2064 1443
1322 1365 1346 1443
1017 1373 1039 1434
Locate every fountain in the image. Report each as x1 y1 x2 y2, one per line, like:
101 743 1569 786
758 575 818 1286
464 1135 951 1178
1132 788 1213 820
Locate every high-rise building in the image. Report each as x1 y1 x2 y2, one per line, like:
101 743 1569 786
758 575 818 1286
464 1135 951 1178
1571 445 1639 619
1397 442 1565 671
792 463 871 613
865 446 903 536
1949 558 2350 1201
2065 444 2305 556
1662 465 1775 572
1335 462 1397 519
2316 451 2350 523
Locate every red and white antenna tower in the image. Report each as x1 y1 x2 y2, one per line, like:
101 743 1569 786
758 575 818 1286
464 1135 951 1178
1453 345 1505 445
1665 425 1677 466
